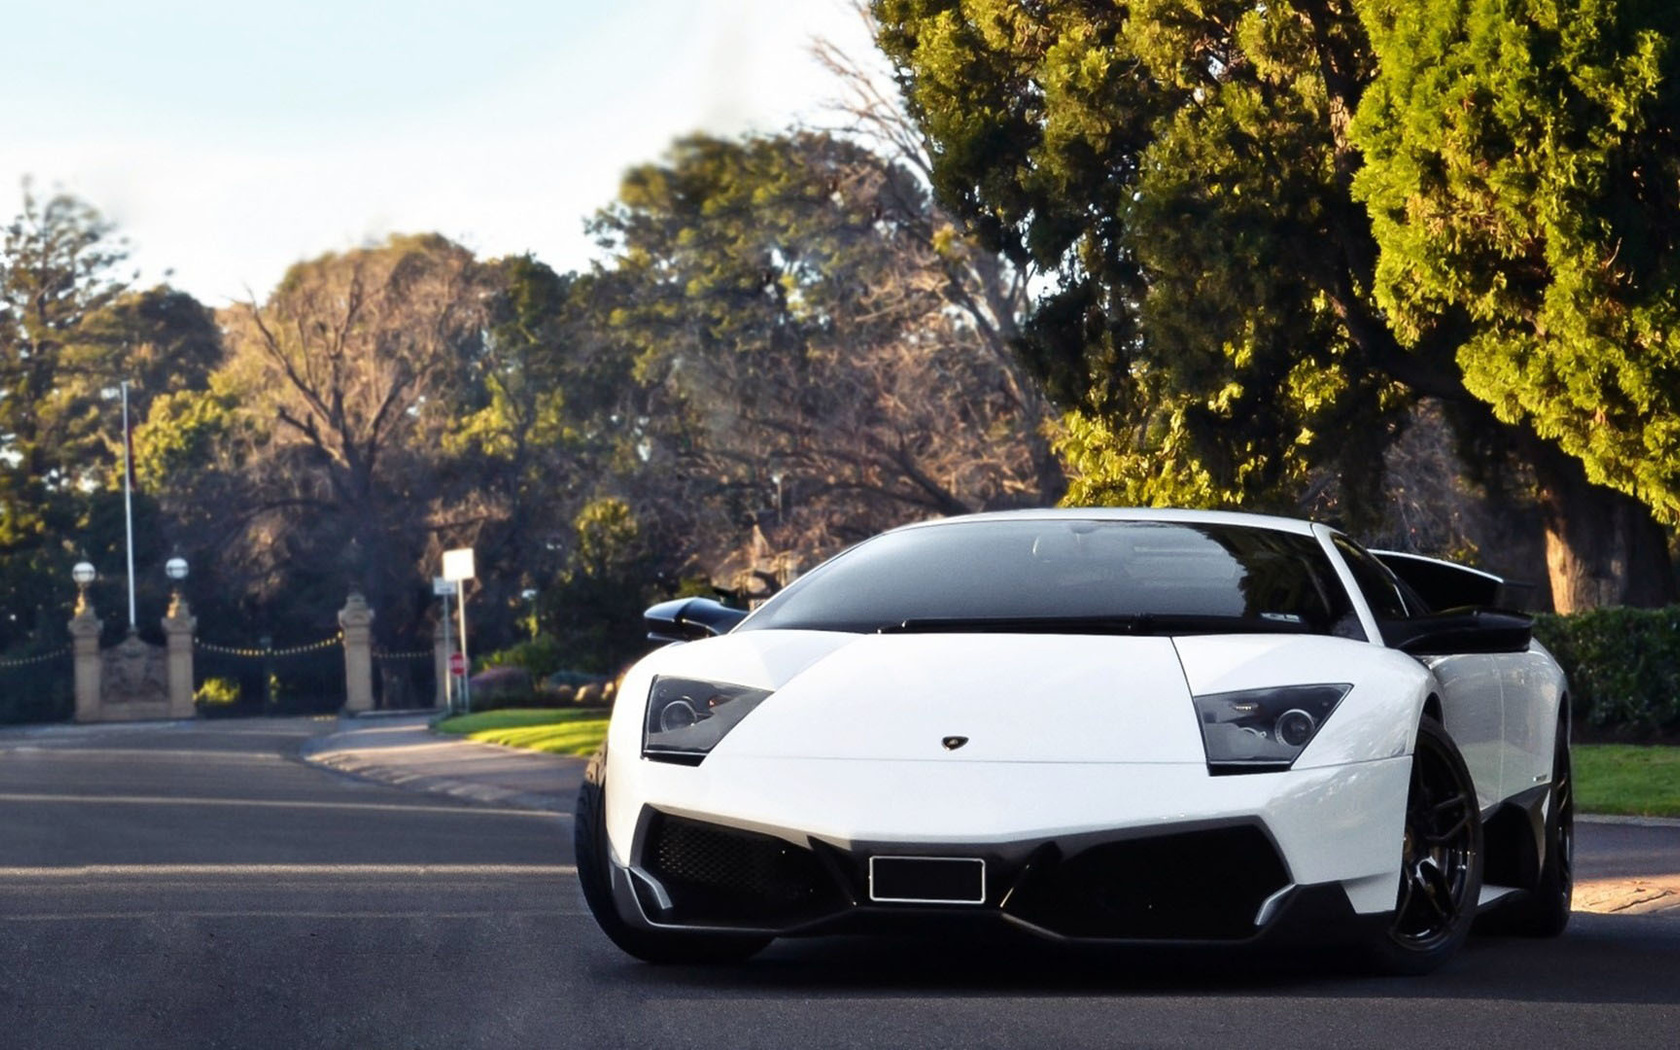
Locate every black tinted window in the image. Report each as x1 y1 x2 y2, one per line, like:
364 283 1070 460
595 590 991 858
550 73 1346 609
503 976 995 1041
742 520 1363 639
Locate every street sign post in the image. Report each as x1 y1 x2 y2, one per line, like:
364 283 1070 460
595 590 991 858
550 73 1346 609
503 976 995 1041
434 577 457 712
442 549 476 712
442 549 475 583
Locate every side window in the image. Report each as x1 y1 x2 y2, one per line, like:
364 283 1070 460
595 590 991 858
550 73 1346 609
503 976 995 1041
1332 536 1412 621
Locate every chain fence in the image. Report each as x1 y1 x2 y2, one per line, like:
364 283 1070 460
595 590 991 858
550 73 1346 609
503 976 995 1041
1 626 440 724
194 633 346 717
373 645 437 711
0 646 74 724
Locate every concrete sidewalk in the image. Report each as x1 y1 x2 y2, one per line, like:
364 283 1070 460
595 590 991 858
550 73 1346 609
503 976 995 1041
300 713 585 816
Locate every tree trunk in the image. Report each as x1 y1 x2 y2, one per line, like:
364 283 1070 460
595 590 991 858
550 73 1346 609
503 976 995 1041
1528 441 1677 613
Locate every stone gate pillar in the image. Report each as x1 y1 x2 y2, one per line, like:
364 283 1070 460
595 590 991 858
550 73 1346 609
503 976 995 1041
433 618 449 709
69 600 102 723
162 595 197 719
339 592 375 715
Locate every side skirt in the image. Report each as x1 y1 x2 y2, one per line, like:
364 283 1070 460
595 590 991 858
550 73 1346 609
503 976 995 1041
1480 784 1550 894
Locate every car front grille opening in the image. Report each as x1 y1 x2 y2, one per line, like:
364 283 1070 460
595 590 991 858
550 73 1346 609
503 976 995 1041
1005 825 1291 940
641 812 846 927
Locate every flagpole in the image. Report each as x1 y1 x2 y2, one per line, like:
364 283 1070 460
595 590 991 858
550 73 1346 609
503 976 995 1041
121 381 137 632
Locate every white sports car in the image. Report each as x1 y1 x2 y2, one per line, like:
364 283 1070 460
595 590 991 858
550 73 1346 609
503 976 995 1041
575 509 1573 973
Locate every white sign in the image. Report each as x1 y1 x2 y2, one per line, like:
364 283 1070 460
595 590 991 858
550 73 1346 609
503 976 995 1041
432 577 458 597
442 548 476 581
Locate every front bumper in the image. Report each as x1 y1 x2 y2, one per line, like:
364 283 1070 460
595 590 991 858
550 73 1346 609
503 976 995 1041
611 806 1389 945
605 753 1412 937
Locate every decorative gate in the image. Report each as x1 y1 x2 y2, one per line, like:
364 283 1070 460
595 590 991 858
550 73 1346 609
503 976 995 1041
373 645 437 710
193 634 345 717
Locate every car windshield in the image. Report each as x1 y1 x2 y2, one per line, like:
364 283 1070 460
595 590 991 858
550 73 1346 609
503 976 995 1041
740 519 1365 639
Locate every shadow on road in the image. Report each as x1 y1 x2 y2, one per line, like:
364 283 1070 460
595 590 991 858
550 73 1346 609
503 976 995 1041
584 913 1680 1006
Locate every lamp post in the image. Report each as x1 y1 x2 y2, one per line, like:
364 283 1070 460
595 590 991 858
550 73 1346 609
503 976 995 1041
165 554 189 621
72 561 96 615
165 554 188 595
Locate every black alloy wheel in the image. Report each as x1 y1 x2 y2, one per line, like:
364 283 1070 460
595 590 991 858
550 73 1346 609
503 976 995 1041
1370 716 1484 974
1504 718 1574 937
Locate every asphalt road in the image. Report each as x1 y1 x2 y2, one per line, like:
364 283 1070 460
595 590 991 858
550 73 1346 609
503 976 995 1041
2 720 1677 1050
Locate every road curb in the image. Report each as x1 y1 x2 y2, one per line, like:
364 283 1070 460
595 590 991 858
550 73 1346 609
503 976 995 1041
303 749 575 815
298 717 581 817
1578 814 1680 829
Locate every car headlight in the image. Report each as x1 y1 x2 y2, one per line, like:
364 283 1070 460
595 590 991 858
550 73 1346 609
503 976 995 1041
642 676 773 765
1192 683 1352 774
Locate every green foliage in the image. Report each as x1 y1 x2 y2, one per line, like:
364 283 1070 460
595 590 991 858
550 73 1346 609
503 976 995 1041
194 676 241 707
0 187 222 652
466 665 534 708
538 497 657 675
479 633 566 682
871 0 1412 523
133 379 241 488
1353 0 1680 521
871 0 1680 546
1534 607 1680 731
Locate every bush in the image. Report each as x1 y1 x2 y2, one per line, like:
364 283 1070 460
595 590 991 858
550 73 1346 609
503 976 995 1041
1533 607 1680 733
195 676 242 707
480 634 566 681
467 665 534 708
547 668 609 689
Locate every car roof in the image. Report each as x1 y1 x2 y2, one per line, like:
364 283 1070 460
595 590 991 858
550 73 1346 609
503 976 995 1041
888 507 1322 537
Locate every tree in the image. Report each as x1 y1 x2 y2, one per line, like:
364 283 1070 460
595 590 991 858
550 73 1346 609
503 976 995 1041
871 0 1677 610
1353 0 1680 607
537 497 659 674
592 130 1059 593
441 257 642 642
0 189 131 552
145 235 491 646
0 186 222 653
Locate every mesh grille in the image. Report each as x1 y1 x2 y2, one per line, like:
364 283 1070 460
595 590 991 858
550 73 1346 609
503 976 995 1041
642 813 844 925
1006 825 1290 940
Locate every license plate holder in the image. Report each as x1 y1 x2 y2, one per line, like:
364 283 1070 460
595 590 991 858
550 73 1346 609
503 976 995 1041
867 856 986 904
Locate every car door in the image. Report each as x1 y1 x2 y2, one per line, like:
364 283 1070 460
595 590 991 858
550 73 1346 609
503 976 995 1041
1329 537 1505 811
1420 654 1506 810
1494 646 1563 801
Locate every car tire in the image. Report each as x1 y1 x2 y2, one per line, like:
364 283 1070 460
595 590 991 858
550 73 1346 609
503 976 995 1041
1367 716 1485 975
1501 721 1573 938
574 746 771 965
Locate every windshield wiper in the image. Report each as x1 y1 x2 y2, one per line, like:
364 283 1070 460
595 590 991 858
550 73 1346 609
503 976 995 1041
878 614 1313 636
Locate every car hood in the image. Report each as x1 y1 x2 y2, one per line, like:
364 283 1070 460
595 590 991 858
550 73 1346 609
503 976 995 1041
674 631 1208 764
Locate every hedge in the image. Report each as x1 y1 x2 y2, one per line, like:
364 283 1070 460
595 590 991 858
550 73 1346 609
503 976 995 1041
1533 607 1680 733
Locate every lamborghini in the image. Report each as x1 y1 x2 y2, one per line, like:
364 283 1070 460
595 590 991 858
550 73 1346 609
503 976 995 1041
575 509 1572 973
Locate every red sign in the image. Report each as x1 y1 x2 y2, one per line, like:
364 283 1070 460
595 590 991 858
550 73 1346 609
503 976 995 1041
448 652 466 676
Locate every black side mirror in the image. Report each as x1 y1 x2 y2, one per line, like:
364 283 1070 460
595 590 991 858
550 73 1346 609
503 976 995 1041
1386 607 1533 656
644 597 748 644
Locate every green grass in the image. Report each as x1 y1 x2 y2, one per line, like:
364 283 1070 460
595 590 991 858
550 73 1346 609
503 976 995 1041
1574 745 1680 818
434 708 608 757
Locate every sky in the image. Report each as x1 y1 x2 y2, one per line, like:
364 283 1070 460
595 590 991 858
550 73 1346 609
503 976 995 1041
0 0 881 304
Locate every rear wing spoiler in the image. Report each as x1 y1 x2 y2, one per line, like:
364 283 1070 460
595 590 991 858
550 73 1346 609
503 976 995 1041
1370 550 1539 613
